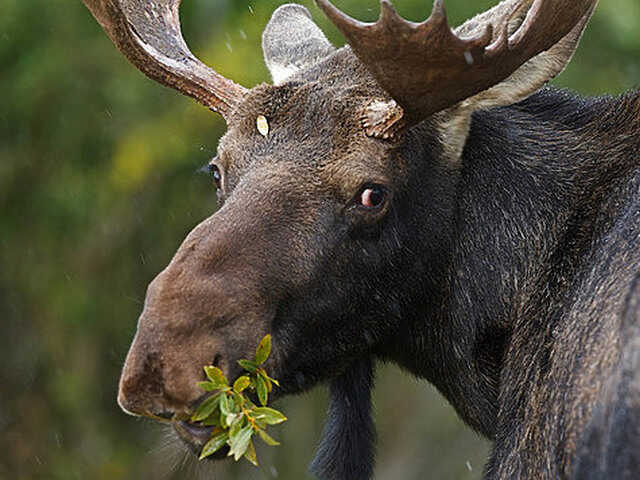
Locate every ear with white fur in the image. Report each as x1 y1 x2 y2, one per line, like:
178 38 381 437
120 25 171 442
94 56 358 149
262 4 336 85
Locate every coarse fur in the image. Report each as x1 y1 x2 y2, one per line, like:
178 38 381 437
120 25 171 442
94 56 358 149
101 2 640 479
309 357 376 480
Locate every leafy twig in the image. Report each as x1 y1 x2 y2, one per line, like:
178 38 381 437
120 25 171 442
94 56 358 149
192 335 287 465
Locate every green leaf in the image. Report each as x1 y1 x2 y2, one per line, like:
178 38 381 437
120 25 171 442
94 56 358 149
238 359 258 373
256 375 268 406
202 415 220 427
244 439 259 467
199 431 229 460
191 393 221 422
228 396 237 413
226 412 240 428
204 366 228 387
196 381 218 392
233 375 251 394
196 334 286 465
231 391 245 409
255 335 271 365
220 411 227 428
252 407 287 425
219 394 231 423
259 370 273 393
228 425 254 461
228 414 245 440
257 428 280 446
258 369 273 393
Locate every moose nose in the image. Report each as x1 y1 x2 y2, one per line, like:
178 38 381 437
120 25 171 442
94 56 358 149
117 343 206 419
117 280 227 421
117 349 168 417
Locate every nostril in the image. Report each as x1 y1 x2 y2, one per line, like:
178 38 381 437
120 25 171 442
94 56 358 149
155 411 175 421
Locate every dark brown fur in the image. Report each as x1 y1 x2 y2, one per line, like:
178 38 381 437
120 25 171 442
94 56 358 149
95 3 640 479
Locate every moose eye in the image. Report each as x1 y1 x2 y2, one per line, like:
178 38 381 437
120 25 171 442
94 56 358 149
357 185 387 210
208 163 222 188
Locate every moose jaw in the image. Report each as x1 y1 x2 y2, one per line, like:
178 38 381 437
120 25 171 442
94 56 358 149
82 0 640 479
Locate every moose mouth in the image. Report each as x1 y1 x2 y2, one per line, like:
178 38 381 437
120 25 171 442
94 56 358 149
173 420 230 460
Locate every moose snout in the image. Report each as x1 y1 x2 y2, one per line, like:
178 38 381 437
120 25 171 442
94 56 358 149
117 208 277 420
116 265 247 420
117 297 226 419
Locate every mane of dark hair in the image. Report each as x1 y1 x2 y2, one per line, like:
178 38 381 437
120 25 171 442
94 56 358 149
511 87 640 132
309 357 376 480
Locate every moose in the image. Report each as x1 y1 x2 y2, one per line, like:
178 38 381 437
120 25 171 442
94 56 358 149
82 0 640 478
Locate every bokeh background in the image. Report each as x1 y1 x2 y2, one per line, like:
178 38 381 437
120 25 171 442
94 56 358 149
1 0 638 479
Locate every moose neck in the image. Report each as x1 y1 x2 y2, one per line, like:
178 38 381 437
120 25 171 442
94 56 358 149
384 88 640 438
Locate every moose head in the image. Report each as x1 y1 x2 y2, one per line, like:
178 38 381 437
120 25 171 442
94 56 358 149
83 0 600 478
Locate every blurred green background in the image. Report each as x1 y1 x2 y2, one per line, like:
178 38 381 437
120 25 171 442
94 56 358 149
1 0 638 479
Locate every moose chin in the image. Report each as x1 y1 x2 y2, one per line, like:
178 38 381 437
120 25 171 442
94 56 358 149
83 0 640 479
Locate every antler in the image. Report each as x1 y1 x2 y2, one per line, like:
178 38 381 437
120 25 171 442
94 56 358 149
83 0 247 119
316 0 598 124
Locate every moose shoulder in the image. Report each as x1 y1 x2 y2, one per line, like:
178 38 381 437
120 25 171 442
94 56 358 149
82 0 640 478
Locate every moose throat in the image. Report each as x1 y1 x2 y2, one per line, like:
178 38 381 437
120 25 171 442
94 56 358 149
81 0 640 479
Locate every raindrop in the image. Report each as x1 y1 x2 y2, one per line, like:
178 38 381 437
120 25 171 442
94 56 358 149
239 29 247 40
464 51 474 65
248 5 254 15
466 460 473 472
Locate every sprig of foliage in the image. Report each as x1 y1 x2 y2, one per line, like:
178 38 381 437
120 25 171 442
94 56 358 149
192 335 287 465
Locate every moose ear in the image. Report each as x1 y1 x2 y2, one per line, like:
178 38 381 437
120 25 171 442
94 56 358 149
262 4 336 85
459 2 594 110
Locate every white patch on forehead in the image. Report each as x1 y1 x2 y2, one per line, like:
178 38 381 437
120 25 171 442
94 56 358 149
257 115 270 137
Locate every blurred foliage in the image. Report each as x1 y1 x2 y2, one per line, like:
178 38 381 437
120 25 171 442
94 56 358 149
0 0 638 479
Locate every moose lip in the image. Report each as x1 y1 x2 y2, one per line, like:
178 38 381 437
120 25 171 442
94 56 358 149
175 421 213 444
173 421 229 460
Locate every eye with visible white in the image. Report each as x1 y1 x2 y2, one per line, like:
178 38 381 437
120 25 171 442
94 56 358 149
357 185 387 210
207 163 222 189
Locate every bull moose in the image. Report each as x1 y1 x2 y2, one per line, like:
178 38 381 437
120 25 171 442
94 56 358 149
82 0 640 478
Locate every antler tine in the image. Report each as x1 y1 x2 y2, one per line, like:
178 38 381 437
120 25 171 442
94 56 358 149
315 0 374 33
83 0 247 119
493 0 596 54
316 0 598 125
